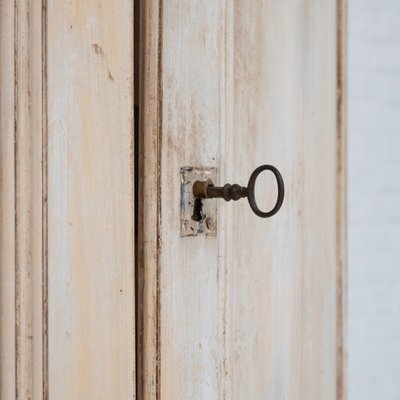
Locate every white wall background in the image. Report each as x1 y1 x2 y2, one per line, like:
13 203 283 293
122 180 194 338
348 0 400 399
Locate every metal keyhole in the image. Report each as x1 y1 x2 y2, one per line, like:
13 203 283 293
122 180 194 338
192 198 205 222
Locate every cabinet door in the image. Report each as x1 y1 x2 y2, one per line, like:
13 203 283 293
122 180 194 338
0 1 135 398
139 1 346 399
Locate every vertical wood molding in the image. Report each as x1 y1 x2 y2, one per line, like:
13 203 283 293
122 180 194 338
138 0 162 398
336 0 347 398
0 0 16 398
1 0 47 398
14 0 46 396
42 0 49 396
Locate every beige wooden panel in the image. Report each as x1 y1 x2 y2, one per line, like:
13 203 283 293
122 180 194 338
139 1 227 398
1 0 135 399
0 0 135 399
160 1 225 399
46 1 135 398
225 1 338 398
140 0 343 399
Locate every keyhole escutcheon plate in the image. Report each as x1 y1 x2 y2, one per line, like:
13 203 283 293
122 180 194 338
180 166 217 237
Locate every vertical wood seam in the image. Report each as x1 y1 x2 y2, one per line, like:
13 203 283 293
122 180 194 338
13 0 19 396
133 0 138 400
41 0 48 398
221 2 232 398
156 1 163 398
336 0 347 398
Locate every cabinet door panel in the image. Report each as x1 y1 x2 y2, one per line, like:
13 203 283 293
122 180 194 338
140 0 345 399
0 1 135 398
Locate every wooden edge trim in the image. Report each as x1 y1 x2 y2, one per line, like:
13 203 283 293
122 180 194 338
0 1 16 397
138 0 163 398
336 0 347 398
0 0 48 397
42 0 49 397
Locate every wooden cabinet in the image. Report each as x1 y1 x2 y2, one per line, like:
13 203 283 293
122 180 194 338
0 0 345 398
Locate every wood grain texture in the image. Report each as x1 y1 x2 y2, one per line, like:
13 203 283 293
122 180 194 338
139 0 226 398
0 1 46 398
14 1 46 397
46 0 135 398
159 0 225 398
1 1 135 399
0 1 16 397
137 0 162 398
226 1 337 398
140 0 343 399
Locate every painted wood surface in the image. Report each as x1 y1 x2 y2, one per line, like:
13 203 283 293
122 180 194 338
226 1 338 398
1 0 345 398
1 1 45 398
139 0 344 399
0 1 17 397
336 0 347 397
0 0 135 398
47 0 135 398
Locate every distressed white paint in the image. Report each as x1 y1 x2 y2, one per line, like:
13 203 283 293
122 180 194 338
140 0 344 399
1 0 344 397
47 1 135 398
0 1 135 398
348 1 400 399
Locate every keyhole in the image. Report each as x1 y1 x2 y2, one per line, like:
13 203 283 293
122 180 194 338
192 198 205 222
